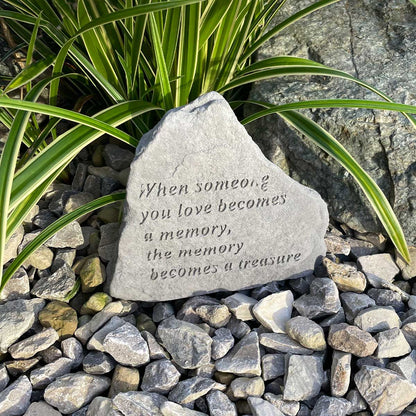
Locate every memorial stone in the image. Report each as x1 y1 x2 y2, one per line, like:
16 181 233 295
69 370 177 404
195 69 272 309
110 92 328 301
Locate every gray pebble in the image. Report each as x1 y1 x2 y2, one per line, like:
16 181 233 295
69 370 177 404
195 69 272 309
247 397 284 416
168 376 216 405
354 306 401 333
0 375 31 416
45 221 84 249
62 337 84 368
262 354 286 381
30 357 74 389
112 391 167 416
83 351 115 374
211 328 234 360
387 350 416 383
330 351 351 397
286 316 326 351
206 390 237 416
259 333 313 355
152 303 175 323
141 359 181 394
23 401 62 416
375 328 411 358
222 293 256 321
340 292 376 323
86 397 122 416
311 395 351 416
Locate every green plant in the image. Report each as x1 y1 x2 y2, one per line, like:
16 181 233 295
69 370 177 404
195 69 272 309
0 0 414 290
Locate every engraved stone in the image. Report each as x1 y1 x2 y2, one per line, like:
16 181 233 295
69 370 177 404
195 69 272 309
110 92 328 301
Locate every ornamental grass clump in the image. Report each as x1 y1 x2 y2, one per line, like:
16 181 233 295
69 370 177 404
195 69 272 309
0 0 415 290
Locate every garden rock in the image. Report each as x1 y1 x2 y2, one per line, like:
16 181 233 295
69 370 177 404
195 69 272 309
98 223 119 262
9 327 59 359
80 256 106 293
247 397 284 416
259 333 313 355
45 221 84 248
375 328 411 358
0 298 45 353
285 316 326 351
39 301 78 339
195 303 231 328
230 376 265 399
222 293 256 321
263 393 300 416
211 328 235 360
83 351 115 374
261 354 285 381
283 355 324 401
103 321 150 367
168 376 216 404
86 397 122 416
396 246 416 280
30 357 74 389
358 253 400 287
215 331 261 376
157 316 212 369
293 278 341 318
152 302 175 323
346 389 367 414
0 375 31 416
206 390 237 416
160 401 206 416
0 365 9 392
81 292 112 315
354 305 401 332
323 258 366 293
330 351 351 397
252 291 293 333
0 268 30 302
24 401 62 416
3 225 24 264
112 92 328 301
31 263 76 301
44 372 111 414
109 365 140 398
387 350 416 383
354 365 416 415
328 323 377 357
62 337 84 367
141 359 181 394
112 391 167 416
103 143 134 171
340 292 375 323
311 396 351 416
248 0 416 244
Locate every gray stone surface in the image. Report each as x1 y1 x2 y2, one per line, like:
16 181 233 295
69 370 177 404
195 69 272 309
375 328 411 358
112 391 167 416
330 351 352 397
30 357 74 389
211 328 235 360
293 278 341 319
44 372 111 414
111 92 328 301
328 323 377 357
62 337 84 368
340 292 376 323
103 322 150 367
247 0 416 244
285 316 326 351
141 359 181 394
86 397 122 416
206 390 237 416
0 364 9 392
248 397 285 416
0 299 45 353
387 350 416 383
283 355 324 401
45 221 84 248
358 253 400 288
262 354 285 381
83 351 115 374
157 316 212 369
31 263 76 301
324 258 366 293
222 293 256 321
0 375 31 416
230 376 265 399
252 291 293 333
311 396 351 416
355 365 416 415
160 401 206 416
215 331 261 376
3 225 24 265
109 365 140 398
9 328 59 359
354 306 401 333
168 376 215 405
24 402 62 416
263 394 299 416
0 268 30 302
259 333 313 355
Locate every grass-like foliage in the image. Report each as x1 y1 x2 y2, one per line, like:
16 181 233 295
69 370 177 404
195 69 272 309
0 0 414 289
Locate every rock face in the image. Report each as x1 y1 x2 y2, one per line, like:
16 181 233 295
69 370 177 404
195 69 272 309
111 92 328 301
247 0 416 244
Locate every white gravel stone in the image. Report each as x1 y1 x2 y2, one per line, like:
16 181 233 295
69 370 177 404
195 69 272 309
45 221 84 249
259 333 313 355
141 331 169 360
0 268 30 302
112 391 167 416
44 372 111 414
388 350 416 383
354 306 401 333
222 293 257 321
141 359 181 394
375 328 411 358
3 225 24 265
286 316 326 351
168 376 215 405
263 393 300 416
0 299 45 353
9 327 59 359
0 376 31 415
252 291 293 333
211 328 234 360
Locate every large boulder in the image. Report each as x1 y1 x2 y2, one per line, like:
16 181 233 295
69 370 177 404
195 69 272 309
247 0 416 244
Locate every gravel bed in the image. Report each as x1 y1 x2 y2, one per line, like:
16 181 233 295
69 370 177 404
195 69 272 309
2 142 416 416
